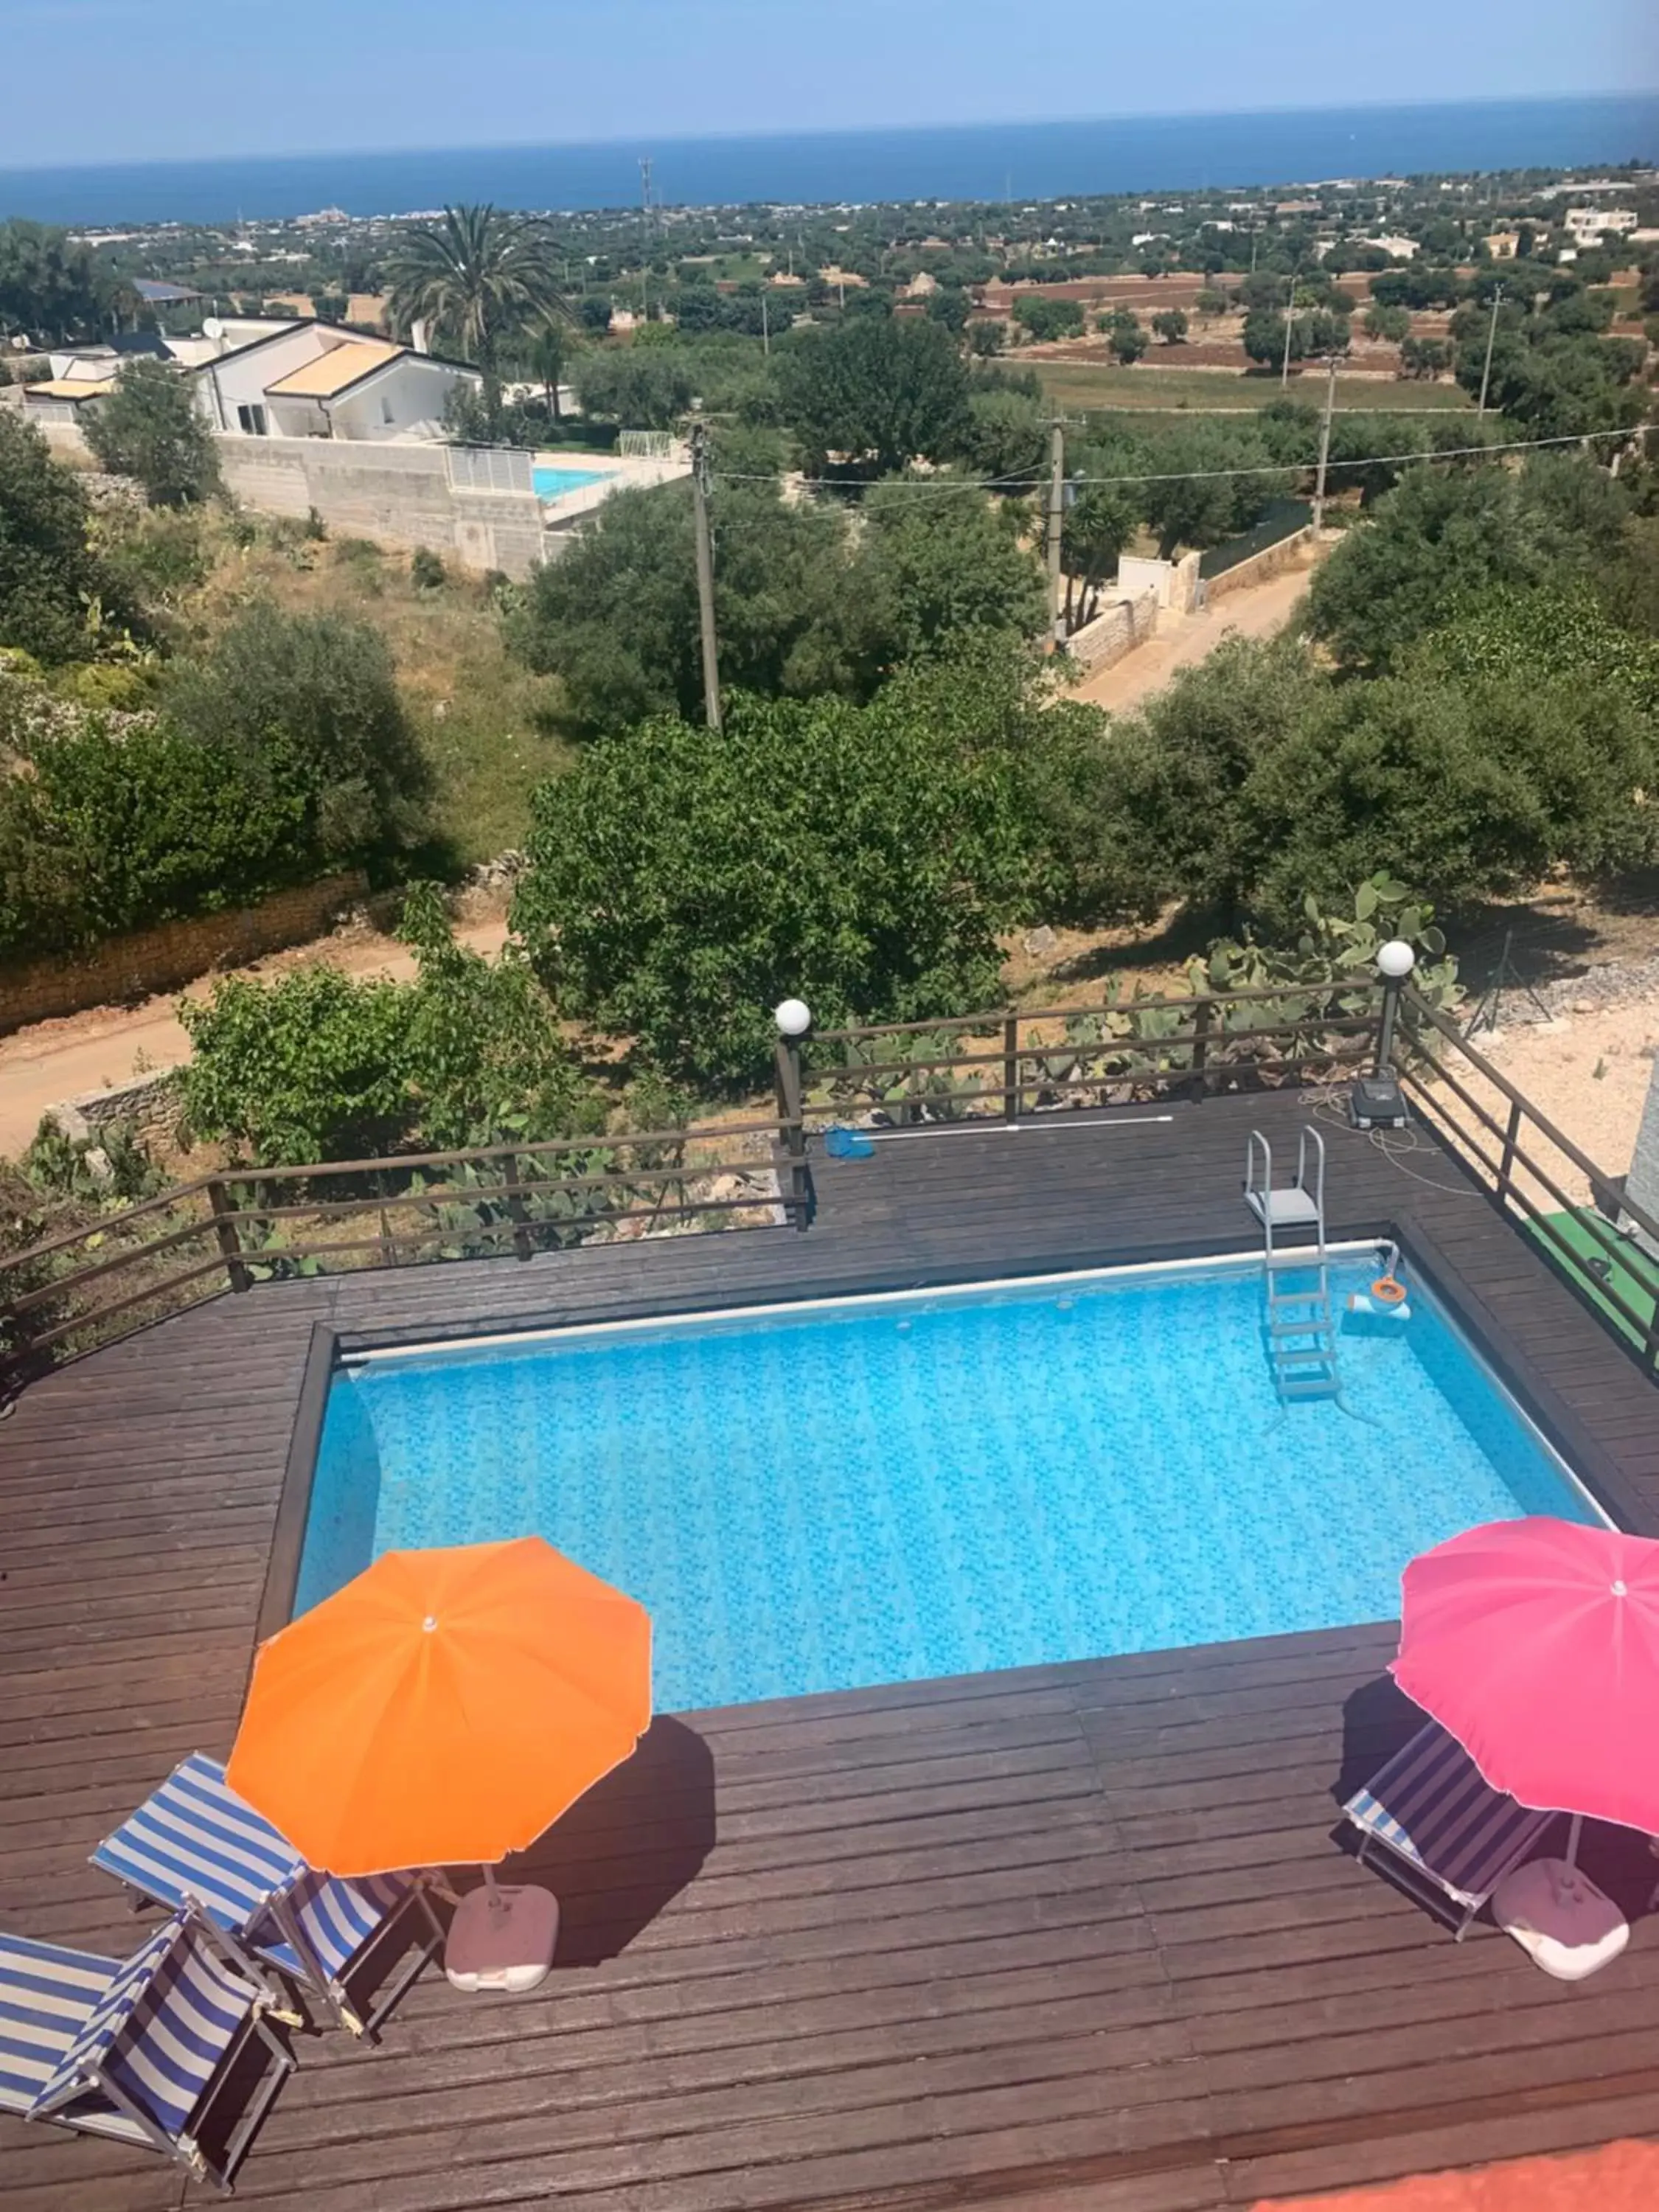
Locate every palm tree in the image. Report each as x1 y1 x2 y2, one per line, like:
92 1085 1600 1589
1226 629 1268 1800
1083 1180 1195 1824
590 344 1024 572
383 204 567 375
524 316 569 422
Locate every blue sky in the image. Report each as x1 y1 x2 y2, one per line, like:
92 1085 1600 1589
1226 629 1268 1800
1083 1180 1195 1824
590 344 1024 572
3 0 1653 170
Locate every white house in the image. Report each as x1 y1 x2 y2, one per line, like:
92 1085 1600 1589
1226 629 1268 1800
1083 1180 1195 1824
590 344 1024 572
189 321 482 441
21 336 165 425
1563 206 1639 244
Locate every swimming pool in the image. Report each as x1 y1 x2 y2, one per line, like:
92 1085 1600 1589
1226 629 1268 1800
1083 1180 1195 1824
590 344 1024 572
296 1250 1600 1708
532 465 613 502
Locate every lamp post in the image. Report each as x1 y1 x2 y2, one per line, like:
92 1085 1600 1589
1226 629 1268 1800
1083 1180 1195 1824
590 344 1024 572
1374 939 1416 1075
773 999 813 1231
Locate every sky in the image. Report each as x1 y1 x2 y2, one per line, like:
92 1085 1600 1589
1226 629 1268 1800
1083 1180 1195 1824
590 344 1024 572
2 0 1655 171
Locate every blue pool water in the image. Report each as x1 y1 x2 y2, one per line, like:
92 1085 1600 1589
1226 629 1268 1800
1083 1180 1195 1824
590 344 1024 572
298 1253 1598 1709
532 465 613 502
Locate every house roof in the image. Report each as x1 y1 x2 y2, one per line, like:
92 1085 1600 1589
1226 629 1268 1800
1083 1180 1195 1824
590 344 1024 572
185 319 366 378
132 279 202 304
264 338 405 399
24 378 114 401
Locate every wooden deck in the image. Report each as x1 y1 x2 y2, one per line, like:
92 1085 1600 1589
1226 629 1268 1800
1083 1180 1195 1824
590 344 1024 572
8 1089 1659 2212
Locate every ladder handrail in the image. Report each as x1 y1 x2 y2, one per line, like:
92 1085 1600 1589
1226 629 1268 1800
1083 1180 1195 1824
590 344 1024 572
1295 1126 1328 1261
1248 1122 1338 1400
1246 1130 1275 1270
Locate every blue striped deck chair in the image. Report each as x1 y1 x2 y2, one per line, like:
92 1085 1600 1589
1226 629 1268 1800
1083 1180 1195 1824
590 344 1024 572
91 1752 445 2039
1343 1718 1560 1936
0 1913 293 2193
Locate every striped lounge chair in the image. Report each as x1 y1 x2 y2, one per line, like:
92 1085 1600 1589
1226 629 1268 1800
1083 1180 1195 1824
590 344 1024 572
0 1913 293 2191
1343 1717 1559 1936
92 1753 445 2039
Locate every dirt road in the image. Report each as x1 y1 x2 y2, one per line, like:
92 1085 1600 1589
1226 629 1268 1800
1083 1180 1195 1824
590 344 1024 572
1068 557 1318 714
0 915 509 1158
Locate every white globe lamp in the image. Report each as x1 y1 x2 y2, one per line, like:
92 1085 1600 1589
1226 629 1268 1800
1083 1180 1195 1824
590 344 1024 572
1377 940 1416 981
774 998 813 1039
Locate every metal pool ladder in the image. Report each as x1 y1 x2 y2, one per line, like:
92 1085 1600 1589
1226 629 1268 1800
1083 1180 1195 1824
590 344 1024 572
1245 1127 1340 1401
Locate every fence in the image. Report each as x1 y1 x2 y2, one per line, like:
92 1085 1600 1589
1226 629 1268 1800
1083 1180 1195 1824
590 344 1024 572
1398 998 1659 1374
1 981 1382 1382
17 978 1659 1390
0 1121 792 1380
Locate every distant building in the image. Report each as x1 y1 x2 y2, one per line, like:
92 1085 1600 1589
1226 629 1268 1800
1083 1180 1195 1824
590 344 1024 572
903 271 939 298
1563 206 1639 243
1483 229 1520 260
1358 234 1419 260
130 278 204 307
189 321 481 441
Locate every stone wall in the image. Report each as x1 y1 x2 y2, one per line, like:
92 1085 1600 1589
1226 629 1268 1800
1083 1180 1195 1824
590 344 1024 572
1202 524 1315 605
214 437 549 577
48 1071 186 1152
1067 589 1161 673
0 872 367 1035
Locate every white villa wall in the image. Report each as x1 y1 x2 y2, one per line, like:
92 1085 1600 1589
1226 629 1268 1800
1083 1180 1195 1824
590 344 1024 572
214 436 689 577
195 327 332 431
328 357 476 440
214 434 549 576
1116 550 1201 613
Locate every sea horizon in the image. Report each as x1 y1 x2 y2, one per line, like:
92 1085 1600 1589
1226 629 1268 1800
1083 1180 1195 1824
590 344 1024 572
2 93 1655 229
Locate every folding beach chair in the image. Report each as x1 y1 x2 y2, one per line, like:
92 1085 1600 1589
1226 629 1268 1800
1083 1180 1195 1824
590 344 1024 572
1343 1717 1560 1936
92 1752 445 2039
0 1913 292 2192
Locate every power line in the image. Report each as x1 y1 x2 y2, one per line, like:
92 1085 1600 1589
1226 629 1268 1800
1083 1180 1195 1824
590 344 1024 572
711 425 1641 496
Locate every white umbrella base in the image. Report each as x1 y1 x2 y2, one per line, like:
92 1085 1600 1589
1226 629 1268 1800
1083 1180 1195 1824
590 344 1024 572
1492 1858 1630 1981
445 1882 560 1994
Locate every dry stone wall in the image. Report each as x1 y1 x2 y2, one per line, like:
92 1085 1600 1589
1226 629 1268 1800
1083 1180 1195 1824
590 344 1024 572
0 872 367 1034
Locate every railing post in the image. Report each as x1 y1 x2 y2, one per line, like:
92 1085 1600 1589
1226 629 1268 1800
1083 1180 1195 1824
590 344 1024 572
1497 1100 1523 1205
773 999 813 1232
503 1155 535 1262
206 1179 251 1295
1003 1013 1020 1123
1189 995 1214 1099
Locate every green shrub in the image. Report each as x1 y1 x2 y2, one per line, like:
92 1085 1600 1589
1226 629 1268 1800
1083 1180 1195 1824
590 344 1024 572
177 886 596 1163
0 411 141 665
83 358 220 507
0 600 430 961
511 642 1052 1090
161 600 429 862
178 966 417 1162
409 545 446 589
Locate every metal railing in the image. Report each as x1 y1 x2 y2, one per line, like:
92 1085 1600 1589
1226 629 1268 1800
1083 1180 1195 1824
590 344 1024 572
34 974 1633 1388
0 1120 794 1380
1399 995 1659 1372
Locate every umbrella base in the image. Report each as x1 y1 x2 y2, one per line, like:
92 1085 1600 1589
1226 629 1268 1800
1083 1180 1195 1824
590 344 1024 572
1492 1858 1630 1981
445 1882 560 1994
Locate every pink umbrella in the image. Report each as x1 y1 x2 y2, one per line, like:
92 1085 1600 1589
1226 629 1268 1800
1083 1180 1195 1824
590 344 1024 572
1394 1515 1659 1975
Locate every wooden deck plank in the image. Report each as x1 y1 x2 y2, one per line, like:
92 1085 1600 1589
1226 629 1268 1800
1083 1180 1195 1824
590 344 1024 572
7 1090 1659 2211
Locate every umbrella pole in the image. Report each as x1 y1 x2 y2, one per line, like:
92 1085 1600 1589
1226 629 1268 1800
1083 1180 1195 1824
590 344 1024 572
482 1862 512 1926
1565 1813 1583 1872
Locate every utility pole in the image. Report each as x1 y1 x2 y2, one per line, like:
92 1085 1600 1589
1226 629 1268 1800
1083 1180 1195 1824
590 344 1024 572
1046 418 1066 649
1311 352 1338 533
1280 268 1298 387
1477 285 1503 417
761 288 771 356
689 416 722 731
640 158 653 323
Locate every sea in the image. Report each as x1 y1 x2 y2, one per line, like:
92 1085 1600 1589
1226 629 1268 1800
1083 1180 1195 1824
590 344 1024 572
1 96 1655 228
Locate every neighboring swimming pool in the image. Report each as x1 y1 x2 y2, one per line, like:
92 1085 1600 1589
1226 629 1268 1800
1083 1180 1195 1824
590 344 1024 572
532 465 614 502
295 1249 1601 1708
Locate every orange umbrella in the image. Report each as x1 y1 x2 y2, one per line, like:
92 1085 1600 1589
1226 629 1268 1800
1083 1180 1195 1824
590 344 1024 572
226 1537 652 1878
